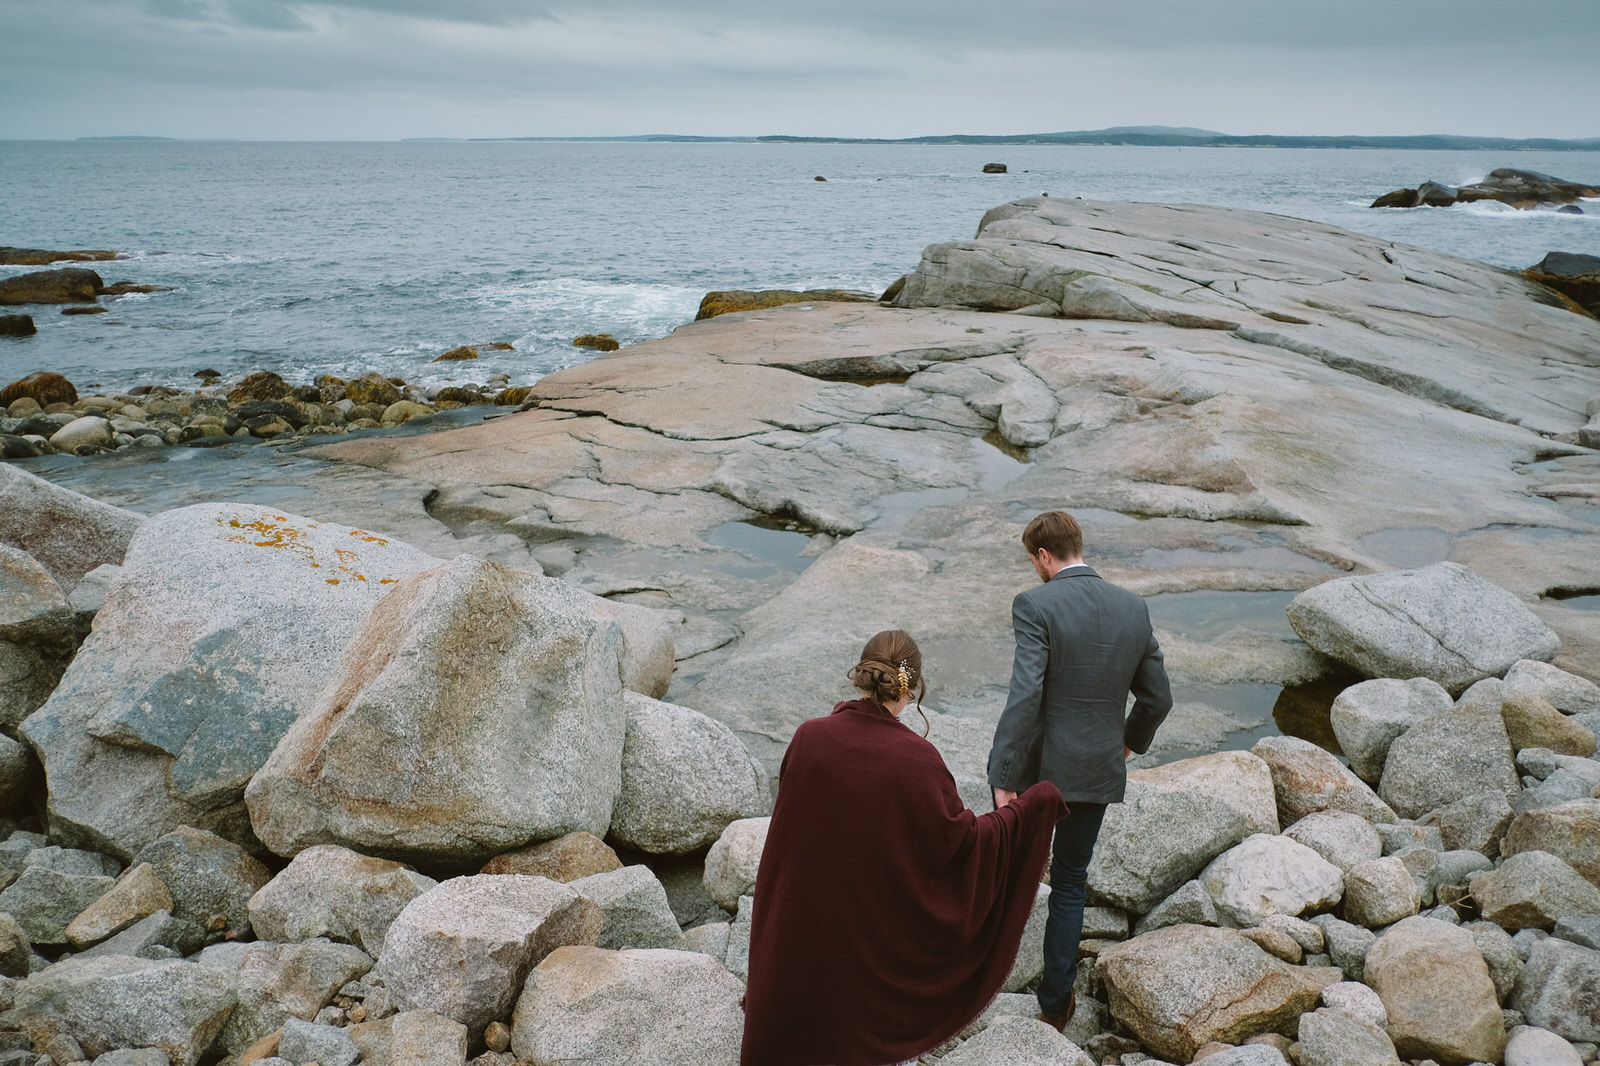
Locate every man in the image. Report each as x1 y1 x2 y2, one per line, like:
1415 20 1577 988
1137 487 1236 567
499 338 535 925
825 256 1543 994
988 509 1172 1030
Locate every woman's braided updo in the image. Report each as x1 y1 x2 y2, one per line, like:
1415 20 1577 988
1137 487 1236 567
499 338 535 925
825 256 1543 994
848 629 928 736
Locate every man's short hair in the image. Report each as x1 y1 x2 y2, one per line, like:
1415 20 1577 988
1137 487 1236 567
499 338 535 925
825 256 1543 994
1022 510 1083 561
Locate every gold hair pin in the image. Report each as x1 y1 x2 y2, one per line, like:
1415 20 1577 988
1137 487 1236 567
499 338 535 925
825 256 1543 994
897 660 911 700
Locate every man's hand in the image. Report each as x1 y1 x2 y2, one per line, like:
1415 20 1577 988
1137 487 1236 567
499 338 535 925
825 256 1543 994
1124 746 1134 761
994 787 1018 809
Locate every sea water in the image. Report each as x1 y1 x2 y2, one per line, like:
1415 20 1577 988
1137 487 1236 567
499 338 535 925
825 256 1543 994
2 139 1597 394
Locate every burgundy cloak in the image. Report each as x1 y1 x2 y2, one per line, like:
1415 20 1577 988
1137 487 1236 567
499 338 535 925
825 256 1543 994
739 698 1068 1066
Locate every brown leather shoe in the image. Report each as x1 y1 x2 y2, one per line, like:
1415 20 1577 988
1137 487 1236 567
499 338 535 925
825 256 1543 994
1038 992 1076 1032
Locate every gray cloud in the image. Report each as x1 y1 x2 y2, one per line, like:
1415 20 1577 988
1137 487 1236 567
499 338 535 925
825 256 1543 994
0 0 1595 140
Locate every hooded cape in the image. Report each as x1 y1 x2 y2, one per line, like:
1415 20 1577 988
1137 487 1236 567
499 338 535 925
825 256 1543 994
739 699 1068 1066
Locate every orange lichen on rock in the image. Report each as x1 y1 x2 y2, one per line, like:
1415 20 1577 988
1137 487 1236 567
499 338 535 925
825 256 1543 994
214 512 403 587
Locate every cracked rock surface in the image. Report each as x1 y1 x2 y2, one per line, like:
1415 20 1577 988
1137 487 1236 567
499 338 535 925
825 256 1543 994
295 198 1599 771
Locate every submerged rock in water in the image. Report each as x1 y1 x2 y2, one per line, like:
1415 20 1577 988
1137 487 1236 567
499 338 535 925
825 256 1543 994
695 288 874 320
0 267 103 306
1372 169 1600 210
0 371 78 407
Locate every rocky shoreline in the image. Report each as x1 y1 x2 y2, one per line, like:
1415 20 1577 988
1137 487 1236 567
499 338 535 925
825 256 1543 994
0 369 535 461
4 198 1600 1065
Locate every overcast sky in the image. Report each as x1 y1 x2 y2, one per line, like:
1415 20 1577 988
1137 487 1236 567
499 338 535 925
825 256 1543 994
2 0 1597 141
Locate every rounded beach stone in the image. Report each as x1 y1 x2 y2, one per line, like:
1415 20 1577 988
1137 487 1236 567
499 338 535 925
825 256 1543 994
1329 676 1452 783
1502 799 1600 887
702 817 770 912
1095 924 1340 1062
1320 979 1387 1028
245 843 436 954
1250 735 1397 826
1342 856 1422 928
1198 833 1345 927
608 692 769 855
1282 810 1383 873
1363 915 1507 1064
377 874 602 1038
1470 850 1600 931
511 946 746 1066
1379 679 1520 820
479 831 622 882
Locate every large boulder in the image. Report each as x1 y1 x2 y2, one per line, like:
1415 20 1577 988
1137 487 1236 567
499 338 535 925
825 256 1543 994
608 692 769 855
1286 562 1560 694
0 267 103 305
1379 679 1521 820
1096 924 1341 1061
588 598 676 699
1501 800 1600 888
1133 750 1280 836
247 555 627 863
702 817 770 911
1363 915 1506 1064
14 955 236 1066
1250 735 1397 825
511 946 745 1066
1087 776 1249 913
1511 937 1600 1043
376 874 602 1038
1328 677 1452 782
0 463 142 592
1470 850 1600 931
132 826 271 940
1198 834 1345 927
246 844 437 954
1525 252 1600 317
20 504 441 859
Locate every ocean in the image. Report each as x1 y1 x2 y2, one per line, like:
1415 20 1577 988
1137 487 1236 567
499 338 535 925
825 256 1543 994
2 139 1598 395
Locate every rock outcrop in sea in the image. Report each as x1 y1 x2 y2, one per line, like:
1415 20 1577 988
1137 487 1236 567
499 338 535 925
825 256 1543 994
1371 168 1600 211
2 197 1599 1065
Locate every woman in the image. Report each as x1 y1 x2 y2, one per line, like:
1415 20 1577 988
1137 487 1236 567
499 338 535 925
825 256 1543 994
740 630 1068 1066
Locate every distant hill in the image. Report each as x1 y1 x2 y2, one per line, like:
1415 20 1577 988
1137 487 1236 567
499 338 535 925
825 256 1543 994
76 136 177 141
480 128 1600 151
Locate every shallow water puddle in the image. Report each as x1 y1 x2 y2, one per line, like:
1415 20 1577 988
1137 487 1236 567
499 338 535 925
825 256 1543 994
976 431 1031 489
1358 525 1454 568
1138 534 1340 573
1544 589 1600 612
1144 588 1300 641
704 518 816 577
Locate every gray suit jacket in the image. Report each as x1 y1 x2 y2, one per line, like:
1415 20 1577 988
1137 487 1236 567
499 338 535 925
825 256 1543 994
987 566 1172 804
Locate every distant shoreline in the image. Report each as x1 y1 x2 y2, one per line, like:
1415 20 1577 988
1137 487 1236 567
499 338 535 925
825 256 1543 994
49 129 1600 151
